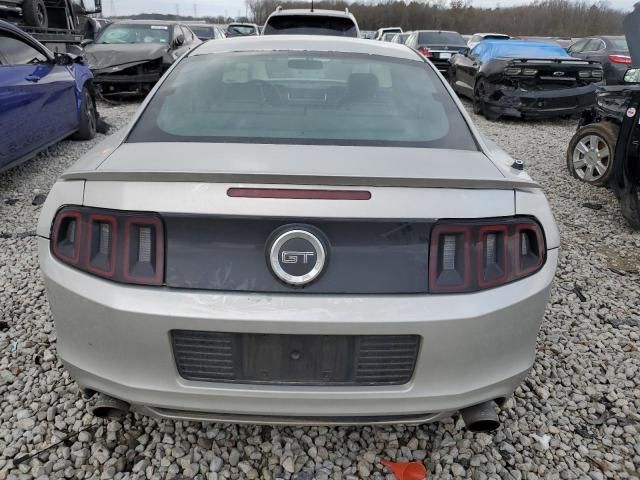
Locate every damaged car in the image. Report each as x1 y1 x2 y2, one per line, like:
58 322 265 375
0 19 97 172
449 40 603 120
566 70 640 186
83 20 201 97
563 6 640 230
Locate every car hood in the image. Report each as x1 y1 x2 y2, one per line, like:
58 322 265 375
83 43 168 70
62 142 538 189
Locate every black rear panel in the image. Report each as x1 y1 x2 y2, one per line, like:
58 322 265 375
171 330 421 386
164 216 432 293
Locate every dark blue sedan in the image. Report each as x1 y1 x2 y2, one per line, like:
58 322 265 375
0 20 97 172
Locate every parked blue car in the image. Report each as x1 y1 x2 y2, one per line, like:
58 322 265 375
0 20 97 172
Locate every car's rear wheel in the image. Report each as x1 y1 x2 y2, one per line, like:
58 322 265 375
72 87 97 141
566 122 618 187
473 78 486 116
22 0 48 28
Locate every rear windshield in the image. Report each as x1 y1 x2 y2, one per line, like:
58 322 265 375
418 32 465 45
189 25 213 38
128 52 477 150
227 24 256 35
482 34 510 41
609 37 628 51
264 16 358 37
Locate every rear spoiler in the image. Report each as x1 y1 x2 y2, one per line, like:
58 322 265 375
498 57 598 65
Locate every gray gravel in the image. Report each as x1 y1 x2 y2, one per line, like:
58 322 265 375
1 101 639 480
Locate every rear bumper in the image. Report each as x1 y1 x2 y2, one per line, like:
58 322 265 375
40 237 557 424
485 83 600 119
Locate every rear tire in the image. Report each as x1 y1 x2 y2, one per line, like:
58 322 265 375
22 0 48 28
473 78 486 116
72 87 97 141
566 122 618 187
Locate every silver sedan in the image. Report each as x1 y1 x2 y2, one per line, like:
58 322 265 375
38 35 559 431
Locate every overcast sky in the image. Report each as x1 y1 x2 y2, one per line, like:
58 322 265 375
101 0 637 18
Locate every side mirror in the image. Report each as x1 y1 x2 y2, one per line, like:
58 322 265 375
624 68 640 84
54 52 74 66
81 39 93 47
173 34 185 48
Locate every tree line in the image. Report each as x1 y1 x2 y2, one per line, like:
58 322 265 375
245 0 626 36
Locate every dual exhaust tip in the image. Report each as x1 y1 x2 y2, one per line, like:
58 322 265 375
90 393 500 433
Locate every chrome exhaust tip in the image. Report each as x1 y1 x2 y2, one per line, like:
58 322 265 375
460 401 500 432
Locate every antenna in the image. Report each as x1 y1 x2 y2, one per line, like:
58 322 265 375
311 0 314 12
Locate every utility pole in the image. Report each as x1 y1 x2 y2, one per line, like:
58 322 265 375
109 0 115 17
176 3 180 17
194 3 197 17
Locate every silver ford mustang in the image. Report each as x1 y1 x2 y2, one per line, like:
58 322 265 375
38 36 559 431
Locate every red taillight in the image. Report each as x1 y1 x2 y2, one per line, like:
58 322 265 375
609 54 631 65
429 218 545 293
227 188 371 200
418 47 432 58
51 207 164 286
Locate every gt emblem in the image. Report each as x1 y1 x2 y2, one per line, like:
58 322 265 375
553 71 565 76
281 251 315 264
268 228 327 286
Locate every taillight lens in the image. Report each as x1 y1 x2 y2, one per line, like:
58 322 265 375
429 218 545 293
609 54 631 65
51 207 165 286
418 47 432 58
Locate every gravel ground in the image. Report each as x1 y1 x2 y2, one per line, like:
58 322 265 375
0 100 639 480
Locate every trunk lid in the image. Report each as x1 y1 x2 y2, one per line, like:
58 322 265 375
64 142 537 189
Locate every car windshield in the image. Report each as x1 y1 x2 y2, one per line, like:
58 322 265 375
264 16 358 37
96 24 171 44
609 37 628 51
189 25 213 39
382 33 396 41
128 52 477 150
227 25 256 35
418 32 466 45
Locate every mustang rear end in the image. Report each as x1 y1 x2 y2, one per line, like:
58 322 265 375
38 36 559 430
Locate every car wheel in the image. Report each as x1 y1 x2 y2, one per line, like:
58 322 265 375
566 122 618 187
22 0 48 28
72 87 98 141
473 78 486 116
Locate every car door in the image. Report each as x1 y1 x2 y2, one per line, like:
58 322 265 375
0 29 77 170
616 9 640 228
580 39 606 62
453 45 482 96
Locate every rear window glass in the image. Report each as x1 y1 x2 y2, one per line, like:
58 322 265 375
482 35 510 41
417 32 465 45
227 24 257 35
189 25 213 38
128 52 477 150
264 16 358 37
609 37 628 51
